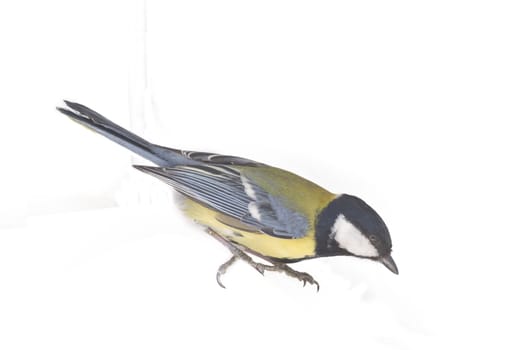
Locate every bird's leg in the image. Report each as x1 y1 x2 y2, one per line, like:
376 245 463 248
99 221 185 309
206 228 319 291
206 228 272 288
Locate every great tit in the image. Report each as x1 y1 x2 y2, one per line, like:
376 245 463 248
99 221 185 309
57 101 398 290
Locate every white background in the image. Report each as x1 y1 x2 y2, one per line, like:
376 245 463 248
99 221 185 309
1 1 516 349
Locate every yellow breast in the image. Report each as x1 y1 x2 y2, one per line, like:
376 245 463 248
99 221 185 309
181 197 317 261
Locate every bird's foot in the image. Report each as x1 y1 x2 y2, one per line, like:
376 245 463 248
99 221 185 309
264 263 320 291
216 255 238 288
216 251 271 288
207 228 273 288
215 255 319 291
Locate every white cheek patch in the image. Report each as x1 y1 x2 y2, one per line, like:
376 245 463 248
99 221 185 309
331 214 378 257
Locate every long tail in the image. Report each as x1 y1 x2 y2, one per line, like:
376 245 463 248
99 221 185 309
57 101 198 167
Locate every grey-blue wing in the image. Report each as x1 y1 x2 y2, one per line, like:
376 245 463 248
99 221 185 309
134 164 309 238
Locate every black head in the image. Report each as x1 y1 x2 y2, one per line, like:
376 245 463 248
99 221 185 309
315 194 398 274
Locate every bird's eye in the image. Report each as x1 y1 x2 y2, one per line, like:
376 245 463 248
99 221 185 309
369 235 378 243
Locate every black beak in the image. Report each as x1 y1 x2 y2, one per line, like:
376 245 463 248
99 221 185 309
379 255 399 275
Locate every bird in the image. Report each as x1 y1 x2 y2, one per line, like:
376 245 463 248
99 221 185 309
57 101 398 290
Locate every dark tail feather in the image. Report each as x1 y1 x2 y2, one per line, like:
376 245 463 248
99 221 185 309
57 101 197 167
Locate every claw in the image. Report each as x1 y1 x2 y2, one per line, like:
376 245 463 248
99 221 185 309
216 272 226 289
215 255 238 289
253 264 265 275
